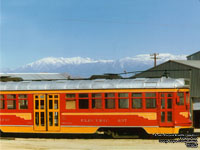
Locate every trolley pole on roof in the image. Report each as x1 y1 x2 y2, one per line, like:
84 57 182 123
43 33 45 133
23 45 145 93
150 53 160 67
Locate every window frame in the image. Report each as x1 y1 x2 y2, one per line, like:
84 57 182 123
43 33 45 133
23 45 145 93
18 100 28 110
18 94 29 110
6 94 17 110
92 93 103 110
145 98 156 109
132 98 143 109
63 92 160 112
131 92 143 111
0 95 5 109
145 92 157 110
65 99 76 110
118 93 129 109
105 93 116 110
7 99 17 110
177 92 185 106
78 93 90 110
65 93 77 111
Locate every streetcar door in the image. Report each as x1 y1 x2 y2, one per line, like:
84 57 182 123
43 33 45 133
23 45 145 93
159 93 174 126
34 94 46 131
34 94 60 131
47 94 60 131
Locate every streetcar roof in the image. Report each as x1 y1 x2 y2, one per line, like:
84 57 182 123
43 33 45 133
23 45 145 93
0 77 189 91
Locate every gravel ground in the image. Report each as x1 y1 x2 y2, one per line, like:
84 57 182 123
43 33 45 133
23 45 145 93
0 138 199 150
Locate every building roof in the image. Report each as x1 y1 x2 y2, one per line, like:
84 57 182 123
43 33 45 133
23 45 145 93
0 73 69 81
0 77 189 91
132 60 200 78
187 51 200 58
172 60 200 69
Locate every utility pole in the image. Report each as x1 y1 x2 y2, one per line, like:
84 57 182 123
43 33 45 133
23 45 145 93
150 53 160 67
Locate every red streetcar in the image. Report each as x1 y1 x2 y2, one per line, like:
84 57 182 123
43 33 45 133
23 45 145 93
0 77 193 137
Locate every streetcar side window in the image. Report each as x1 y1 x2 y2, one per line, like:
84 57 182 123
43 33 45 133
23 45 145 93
0 100 5 109
92 93 102 98
66 100 76 109
118 99 129 109
0 95 5 109
145 93 156 109
118 93 129 109
7 100 16 109
7 94 16 109
79 94 89 109
145 93 156 97
0 95 4 99
132 93 142 97
19 100 28 109
132 98 142 109
186 92 190 104
66 94 76 98
105 99 115 109
79 99 89 109
92 99 102 109
92 93 102 109
18 94 27 99
119 93 128 97
132 93 142 109
79 94 88 98
105 93 115 109
66 94 76 109
177 92 184 105
7 94 16 99
18 94 28 109
146 98 156 109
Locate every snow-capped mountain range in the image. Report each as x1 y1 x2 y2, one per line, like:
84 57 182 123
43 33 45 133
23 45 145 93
2 53 187 77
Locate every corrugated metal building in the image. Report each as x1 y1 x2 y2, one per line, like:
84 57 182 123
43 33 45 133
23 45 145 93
134 52 200 128
187 51 200 60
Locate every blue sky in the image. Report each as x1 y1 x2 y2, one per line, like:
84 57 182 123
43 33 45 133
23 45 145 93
1 0 200 69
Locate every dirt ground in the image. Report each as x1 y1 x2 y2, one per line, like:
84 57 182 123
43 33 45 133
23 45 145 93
0 138 199 150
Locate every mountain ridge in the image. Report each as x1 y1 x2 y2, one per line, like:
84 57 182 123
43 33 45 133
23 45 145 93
1 53 187 77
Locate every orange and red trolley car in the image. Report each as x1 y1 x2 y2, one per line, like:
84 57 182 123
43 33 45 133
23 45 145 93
0 77 193 137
